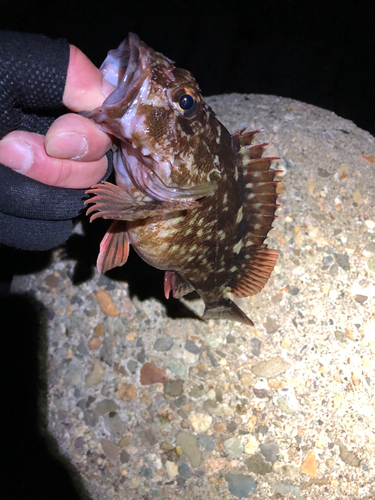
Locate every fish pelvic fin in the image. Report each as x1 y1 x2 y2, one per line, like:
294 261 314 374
164 271 195 299
97 220 130 274
202 298 254 326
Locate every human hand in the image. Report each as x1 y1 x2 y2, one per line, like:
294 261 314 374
0 44 114 188
0 31 115 250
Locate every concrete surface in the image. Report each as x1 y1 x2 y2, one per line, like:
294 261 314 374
12 94 375 499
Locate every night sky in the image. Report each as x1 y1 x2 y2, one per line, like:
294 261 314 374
0 0 374 134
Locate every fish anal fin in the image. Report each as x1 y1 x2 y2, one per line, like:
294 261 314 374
230 247 279 298
202 298 254 326
97 220 130 274
85 181 200 222
164 271 195 299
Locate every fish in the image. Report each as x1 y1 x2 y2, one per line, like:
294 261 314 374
84 33 281 325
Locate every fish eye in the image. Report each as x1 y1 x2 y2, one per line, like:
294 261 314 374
170 88 199 118
179 94 194 111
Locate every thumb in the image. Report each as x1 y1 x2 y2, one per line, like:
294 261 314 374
63 45 115 112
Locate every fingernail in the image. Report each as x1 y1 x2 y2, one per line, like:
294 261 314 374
0 138 33 173
46 132 88 159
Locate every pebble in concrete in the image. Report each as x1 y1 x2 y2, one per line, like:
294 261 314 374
188 412 212 433
251 356 291 378
167 358 186 377
223 437 244 457
224 474 257 499
245 453 273 475
154 337 174 351
260 442 279 463
176 431 201 467
178 462 193 479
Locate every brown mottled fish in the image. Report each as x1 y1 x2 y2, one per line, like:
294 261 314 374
84 33 281 325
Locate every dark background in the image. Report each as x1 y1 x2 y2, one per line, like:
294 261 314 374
0 1 374 499
1 0 375 134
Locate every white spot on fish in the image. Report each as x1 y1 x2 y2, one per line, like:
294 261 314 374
233 240 242 254
236 206 243 223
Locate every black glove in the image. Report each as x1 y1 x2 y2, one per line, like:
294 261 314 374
0 31 113 251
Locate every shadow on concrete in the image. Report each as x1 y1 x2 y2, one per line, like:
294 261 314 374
0 293 92 500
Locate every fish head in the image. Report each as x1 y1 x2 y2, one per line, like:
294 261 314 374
85 33 223 198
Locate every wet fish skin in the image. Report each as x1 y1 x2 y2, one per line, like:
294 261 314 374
85 33 281 325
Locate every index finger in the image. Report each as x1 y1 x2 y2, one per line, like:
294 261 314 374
63 45 115 112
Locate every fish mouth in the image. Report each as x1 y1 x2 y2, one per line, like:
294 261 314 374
83 33 149 125
102 33 149 118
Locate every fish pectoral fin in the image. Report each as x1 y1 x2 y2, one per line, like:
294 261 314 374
164 271 195 299
85 181 201 222
85 182 137 221
97 220 130 273
202 299 254 326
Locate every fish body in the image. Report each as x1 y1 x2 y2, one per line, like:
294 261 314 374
85 33 281 325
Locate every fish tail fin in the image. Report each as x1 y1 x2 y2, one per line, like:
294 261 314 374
202 299 254 326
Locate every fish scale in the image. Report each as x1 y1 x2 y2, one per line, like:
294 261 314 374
84 33 281 325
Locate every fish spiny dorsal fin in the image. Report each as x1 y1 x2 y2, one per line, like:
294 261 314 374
228 131 282 297
232 128 261 147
